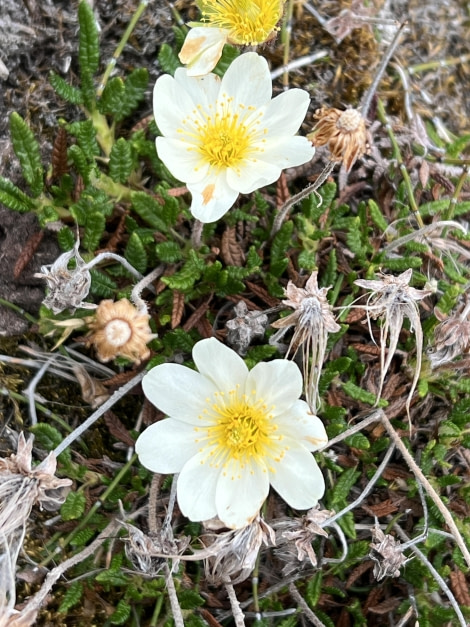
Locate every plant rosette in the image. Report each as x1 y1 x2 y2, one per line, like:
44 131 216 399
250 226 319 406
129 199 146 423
136 337 327 529
153 51 315 223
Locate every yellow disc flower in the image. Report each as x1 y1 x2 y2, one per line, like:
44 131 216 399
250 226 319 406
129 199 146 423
180 0 285 76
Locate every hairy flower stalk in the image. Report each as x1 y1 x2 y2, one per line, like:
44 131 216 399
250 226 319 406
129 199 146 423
271 271 340 413
136 338 327 529
354 269 432 421
153 52 314 222
179 0 285 75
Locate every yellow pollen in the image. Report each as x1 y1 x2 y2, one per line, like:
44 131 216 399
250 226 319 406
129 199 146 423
197 112 252 170
199 390 282 466
200 0 283 45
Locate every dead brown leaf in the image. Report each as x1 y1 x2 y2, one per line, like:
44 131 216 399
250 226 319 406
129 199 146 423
221 227 245 266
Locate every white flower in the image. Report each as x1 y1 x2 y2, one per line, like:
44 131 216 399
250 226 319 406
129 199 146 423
136 338 327 529
179 0 285 76
153 52 315 223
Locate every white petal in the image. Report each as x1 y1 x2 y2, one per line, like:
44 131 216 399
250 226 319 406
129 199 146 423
176 451 220 521
260 135 315 169
135 420 200 473
153 73 195 138
270 445 325 509
220 52 272 109
173 66 222 108
192 338 248 391
244 360 302 415
226 159 281 194
156 137 210 185
276 400 328 451
215 458 270 528
188 174 239 222
142 363 217 424
263 89 310 136
179 27 228 76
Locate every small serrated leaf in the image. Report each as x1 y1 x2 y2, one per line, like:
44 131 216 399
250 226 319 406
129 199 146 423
124 231 148 274
61 491 86 521
109 137 133 183
58 581 83 614
49 71 83 105
158 43 182 75
78 0 100 76
10 112 44 196
0 176 35 212
83 210 106 251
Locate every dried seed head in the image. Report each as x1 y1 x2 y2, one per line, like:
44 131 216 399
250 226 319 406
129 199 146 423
273 506 332 575
226 301 269 356
271 271 340 412
369 525 408 580
428 304 470 368
202 516 275 585
86 299 156 364
307 107 368 172
35 240 93 314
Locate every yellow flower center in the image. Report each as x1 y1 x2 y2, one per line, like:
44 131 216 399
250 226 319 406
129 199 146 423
200 0 283 45
180 97 267 173
196 388 287 470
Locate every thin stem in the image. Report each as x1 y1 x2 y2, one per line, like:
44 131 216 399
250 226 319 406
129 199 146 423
408 53 470 75
84 252 143 281
281 0 294 89
0 297 37 324
164 562 184 627
270 51 328 81
380 410 470 569
271 161 336 236
289 583 326 627
131 264 163 313
224 579 246 627
97 0 149 97
443 163 469 221
191 219 204 249
52 371 145 458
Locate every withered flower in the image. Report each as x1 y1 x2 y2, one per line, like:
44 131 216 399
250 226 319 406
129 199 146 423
35 240 92 314
354 268 432 419
226 301 269 356
271 271 340 413
369 525 408 580
86 299 155 364
428 302 470 368
201 515 275 584
273 506 332 575
307 107 368 172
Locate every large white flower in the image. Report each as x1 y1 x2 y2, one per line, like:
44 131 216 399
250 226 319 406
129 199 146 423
136 338 327 529
153 52 315 223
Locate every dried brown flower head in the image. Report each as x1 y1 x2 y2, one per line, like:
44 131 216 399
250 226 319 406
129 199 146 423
354 268 432 420
86 299 155 364
271 271 340 412
226 301 269 356
308 107 368 172
369 525 408 580
428 303 470 368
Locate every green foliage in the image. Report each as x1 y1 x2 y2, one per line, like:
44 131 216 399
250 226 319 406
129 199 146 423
68 120 100 157
50 72 83 104
78 1 99 74
161 250 205 290
57 226 76 251
305 572 323 608
125 231 148 274
213 44 240 76
131 191 168 231
109 138 134 182
58 581 83 613
99 68 149 121
155 241 183 263
270 220 293 276
9 112 44 197
0 176 35 212
158 43 182 75
110 599 132 625
178 589 205 610
83 211 106 251
90 268 118 298
61 491 87 521
368 198 388 232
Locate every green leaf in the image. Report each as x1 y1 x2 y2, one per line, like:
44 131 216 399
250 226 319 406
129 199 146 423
29 423 63 451
330 467 360 508
382 256 422 271
342 380 388 406
99 68 149 122
158 43 182 75
131 191 167 230
78 0 100 76
161 250 205 290
61 491 86 521
83 211 106 251
270 220 293 277
58 581 83 613
9 112 44 196
306 572 323 608
344 432 371 450
178 589 205 610
110 599 132 625
213 44 240 77
68 120 100 157
0 176 35 212
155 241 183 263
49 71 83 105
109 137 133 182
68 144 94 185
57 226 76 252
125 231 148 274
90 269 118 298
368 198 388 232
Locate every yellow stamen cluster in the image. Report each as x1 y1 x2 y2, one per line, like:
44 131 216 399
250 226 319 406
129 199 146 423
196 389 285 472
199 0 283 45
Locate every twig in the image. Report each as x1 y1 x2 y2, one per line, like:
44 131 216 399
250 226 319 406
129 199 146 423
224 578 246 627
165 562 185 627
289 583 326 627
380 410 470 569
